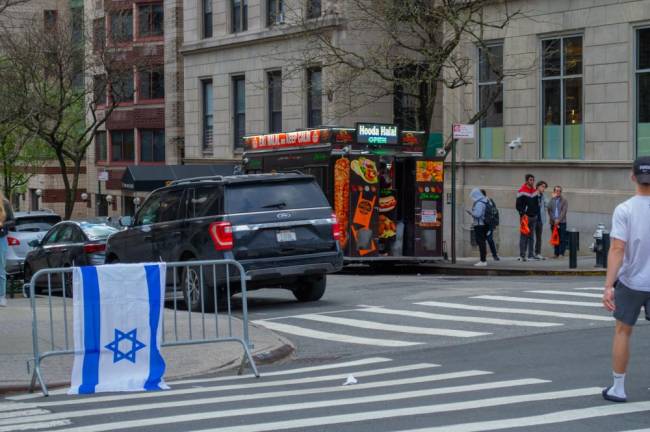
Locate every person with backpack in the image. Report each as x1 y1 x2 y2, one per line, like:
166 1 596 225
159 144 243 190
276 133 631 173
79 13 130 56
533 181 548 260
481 189 500 261
468 188 488 267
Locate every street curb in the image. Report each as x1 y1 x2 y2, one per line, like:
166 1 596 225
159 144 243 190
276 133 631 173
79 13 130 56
341 264 605 277
0 342 296 396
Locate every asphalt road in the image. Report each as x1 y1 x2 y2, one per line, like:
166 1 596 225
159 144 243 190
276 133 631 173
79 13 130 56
3 274 650 432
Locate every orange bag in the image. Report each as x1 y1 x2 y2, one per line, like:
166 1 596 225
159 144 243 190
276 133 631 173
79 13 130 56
549 224 560 246
519 215 530 235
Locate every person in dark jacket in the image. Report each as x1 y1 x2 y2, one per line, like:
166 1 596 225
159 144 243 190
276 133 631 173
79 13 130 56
516 174 538 261
469 188 489 267
533 181 548 260
0 194 16 307
547 185 569 258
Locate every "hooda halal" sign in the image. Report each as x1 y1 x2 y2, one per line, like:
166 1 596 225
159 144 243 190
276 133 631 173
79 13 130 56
356 123 399 145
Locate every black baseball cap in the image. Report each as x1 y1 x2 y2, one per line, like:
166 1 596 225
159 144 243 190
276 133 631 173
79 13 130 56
634 156 650 184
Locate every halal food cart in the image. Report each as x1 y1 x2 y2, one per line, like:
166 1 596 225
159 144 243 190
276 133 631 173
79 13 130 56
242 123 444 263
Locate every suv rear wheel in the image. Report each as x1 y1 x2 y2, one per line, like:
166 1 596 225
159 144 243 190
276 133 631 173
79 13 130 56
181 266 229 312
292 275 327 302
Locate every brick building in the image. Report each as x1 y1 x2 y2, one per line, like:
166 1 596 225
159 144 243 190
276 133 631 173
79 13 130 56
84 0 184 217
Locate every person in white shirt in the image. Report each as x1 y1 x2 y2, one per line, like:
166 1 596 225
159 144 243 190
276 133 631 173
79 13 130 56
602 156 650 403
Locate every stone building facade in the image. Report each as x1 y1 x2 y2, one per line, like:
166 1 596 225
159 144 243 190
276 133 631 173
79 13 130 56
444 0 650 258
180 0 402 163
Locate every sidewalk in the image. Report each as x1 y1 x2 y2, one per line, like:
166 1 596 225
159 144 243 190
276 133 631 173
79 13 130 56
425 255 606 276
0 297 294 394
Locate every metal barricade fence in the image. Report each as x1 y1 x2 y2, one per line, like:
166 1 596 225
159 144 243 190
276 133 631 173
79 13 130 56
26 259 260 396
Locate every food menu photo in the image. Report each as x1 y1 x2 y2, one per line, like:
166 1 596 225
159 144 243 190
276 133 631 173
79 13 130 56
349 156 379 257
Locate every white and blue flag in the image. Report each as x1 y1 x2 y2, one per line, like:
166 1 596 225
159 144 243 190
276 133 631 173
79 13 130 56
69 263 169 394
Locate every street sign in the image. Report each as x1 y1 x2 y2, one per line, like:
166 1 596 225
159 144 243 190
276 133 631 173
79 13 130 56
452 124 475 140
98 171 109 182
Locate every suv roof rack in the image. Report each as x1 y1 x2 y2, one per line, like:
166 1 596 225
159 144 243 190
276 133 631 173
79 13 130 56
169 175 224 186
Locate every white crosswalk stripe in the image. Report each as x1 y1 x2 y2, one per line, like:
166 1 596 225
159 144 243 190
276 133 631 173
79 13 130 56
291 313 491 337
527 290 602 298
253 320 425 346
473 295 602 307
415 301 611 321
574 287 603 291
360 306 562 327
392 401 650 432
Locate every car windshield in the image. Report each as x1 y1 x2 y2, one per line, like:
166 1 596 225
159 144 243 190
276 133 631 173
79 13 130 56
81 224 119 240
225 180 329 213
13 216 62 232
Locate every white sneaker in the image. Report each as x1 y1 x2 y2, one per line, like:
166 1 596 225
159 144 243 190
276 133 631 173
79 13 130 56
474 261 487 267
0 296 6 307
535 254 546 260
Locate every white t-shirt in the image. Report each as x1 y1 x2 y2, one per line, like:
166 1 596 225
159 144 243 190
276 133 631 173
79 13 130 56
611 195 650 291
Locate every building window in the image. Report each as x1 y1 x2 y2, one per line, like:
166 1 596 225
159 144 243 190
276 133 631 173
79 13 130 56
140 129 165 162
233 76 245 149
267 0 284 26
394 65 427 131
111 130 135 161
268 71 282 132
231 0 247 33
110 10 133 42
636 27 650 156
478 43 504 159
139 67 164 100
71 7 83 45
541 35 583 159
94 74 107 106
202 79 213 151
203 0 213 38
307 0 321 18
95 131 107 162
112 71 134 103
138 4 163 37
93 18 105 51
44 10 57 31
307 68 322 128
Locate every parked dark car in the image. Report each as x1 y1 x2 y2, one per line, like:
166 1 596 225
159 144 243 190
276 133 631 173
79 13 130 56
5 211 62 278
105 173 344 310
24 221 119 293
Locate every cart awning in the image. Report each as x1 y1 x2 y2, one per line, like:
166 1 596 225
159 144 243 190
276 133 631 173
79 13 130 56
121 164 237 191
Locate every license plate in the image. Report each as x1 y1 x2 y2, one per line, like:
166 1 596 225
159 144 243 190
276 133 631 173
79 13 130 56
276 230 297 242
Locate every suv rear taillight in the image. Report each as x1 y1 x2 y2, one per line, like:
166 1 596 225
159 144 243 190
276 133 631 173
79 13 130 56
83 243 106 254
331 213 341 241
7 237 19 246
209 222 233 251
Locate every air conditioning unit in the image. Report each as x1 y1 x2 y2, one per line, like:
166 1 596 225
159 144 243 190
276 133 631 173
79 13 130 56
275 12 284 24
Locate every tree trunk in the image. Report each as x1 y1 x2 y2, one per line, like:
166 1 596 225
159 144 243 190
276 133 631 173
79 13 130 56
53 149 74 219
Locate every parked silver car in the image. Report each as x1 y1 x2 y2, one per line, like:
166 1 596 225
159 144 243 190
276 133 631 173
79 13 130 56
5 211 62 277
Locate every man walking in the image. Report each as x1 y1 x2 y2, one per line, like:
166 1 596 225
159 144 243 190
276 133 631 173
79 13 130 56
516 174 539 261
481 189 500 261
533 181 548 260
547 185 569 258
602 156 650 403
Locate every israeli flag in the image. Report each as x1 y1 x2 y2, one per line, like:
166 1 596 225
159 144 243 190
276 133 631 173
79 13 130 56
69 263 169 394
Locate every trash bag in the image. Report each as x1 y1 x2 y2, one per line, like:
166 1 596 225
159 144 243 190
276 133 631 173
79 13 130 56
550 224 560 246
520 215 530 235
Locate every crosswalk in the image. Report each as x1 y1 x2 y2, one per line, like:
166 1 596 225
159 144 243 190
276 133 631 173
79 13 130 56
2 356 648 431
252 287 612 348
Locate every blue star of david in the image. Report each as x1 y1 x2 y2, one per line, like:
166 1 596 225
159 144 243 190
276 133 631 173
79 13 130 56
105 328 146 364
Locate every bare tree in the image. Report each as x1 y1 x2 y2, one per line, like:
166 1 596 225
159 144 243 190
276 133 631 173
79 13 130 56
284 0 531 153
0 0 31 17
0 9 153 218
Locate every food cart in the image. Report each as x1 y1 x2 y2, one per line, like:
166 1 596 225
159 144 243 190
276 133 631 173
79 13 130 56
242 123 445 263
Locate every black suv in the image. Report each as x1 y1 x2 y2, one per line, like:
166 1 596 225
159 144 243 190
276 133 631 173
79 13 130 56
105 173 343 310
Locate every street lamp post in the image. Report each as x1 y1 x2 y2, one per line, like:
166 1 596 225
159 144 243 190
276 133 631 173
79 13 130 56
35 189 42 211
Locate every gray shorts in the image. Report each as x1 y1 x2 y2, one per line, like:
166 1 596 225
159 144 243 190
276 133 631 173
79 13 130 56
613 281 650 326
